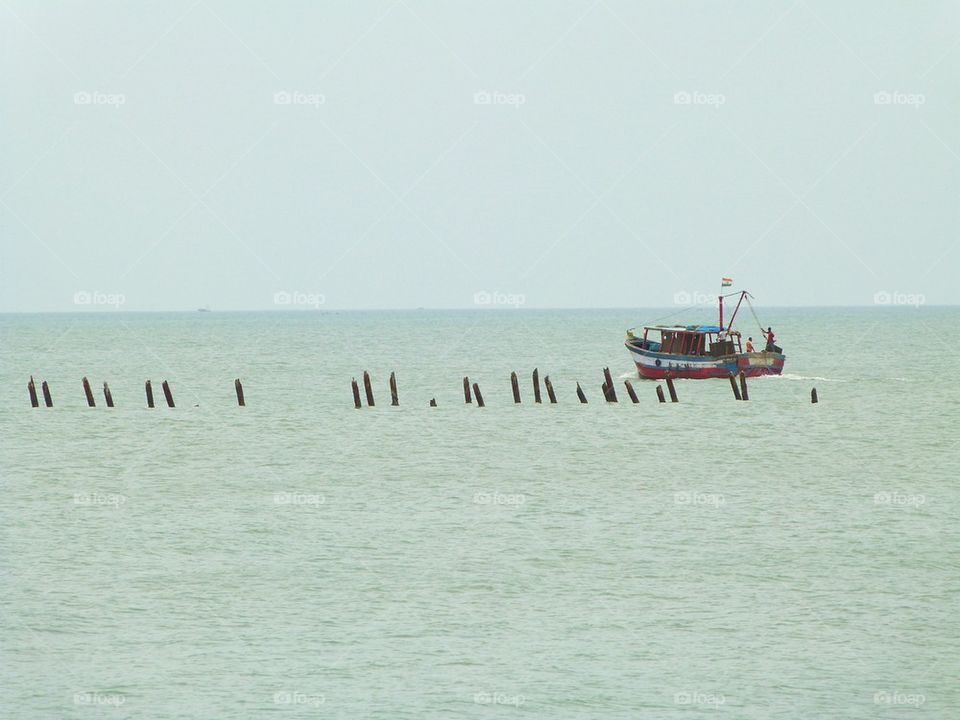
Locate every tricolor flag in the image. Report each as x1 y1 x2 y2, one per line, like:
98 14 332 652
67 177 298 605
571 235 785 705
721 277 733 287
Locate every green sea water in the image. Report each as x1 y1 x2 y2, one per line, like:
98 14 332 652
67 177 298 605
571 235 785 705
1 308 957 718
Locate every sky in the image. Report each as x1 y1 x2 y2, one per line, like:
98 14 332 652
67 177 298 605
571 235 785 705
1 0 958 311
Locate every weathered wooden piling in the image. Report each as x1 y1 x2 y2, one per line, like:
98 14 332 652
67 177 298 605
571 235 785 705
532 368 542 403
352 378 362 409
28 377 39 408
161 380 175 408
603 368 618 402
363 371 375 407
811 387 818 404
82 376 96 407
389 372 399 406
145 380 155 408
624 379 639 403
41 381 53 407
738 371 749 401
511 372 521 403
235 378 245 406
576 382 588 404
103 382 114 408
729 375 742 401
665 376 678 403
472 383 485 407
463 377 472 404
429 398 437 407
544 375 557 404
656 385 666 403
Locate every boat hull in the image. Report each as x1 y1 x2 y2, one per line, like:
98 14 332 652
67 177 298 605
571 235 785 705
626 343 785 379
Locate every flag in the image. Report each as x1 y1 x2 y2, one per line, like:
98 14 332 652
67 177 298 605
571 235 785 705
721 277 733 287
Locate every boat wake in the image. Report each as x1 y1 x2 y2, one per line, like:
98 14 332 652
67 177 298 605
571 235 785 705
762 373 845 382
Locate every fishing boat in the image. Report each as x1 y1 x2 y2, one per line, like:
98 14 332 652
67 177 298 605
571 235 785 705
625 289 785 379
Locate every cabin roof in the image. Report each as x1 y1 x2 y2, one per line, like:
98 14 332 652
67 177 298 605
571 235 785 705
644 324 724 333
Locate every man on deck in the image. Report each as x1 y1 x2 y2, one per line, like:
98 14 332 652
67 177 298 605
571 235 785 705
765 327 776 351
745 337 755 353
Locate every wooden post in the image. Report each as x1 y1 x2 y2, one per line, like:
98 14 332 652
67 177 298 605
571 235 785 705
82 376 96 407
510 371 521 403
544 375 557 404
656 385 666 403
624 379 639 403
161 380 175 408
603 368 618 402
576 382 587 404
363 371 375 407
352 378 362 409
145 380 155 408
738 371 749 401
429 398 437 407
235 378 245 406
665 376 678 403
729 375 742 400
28 377 39 408
41 380 53 407
463 376 472 404
811 387 818 404
472 383 485 407
103 382 114 408
389 372 398 406
532 368 542 403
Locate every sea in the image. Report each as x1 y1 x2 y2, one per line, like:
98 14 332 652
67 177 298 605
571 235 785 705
1 307 957 719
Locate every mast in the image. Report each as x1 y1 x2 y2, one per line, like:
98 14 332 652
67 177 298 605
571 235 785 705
718 295 724 330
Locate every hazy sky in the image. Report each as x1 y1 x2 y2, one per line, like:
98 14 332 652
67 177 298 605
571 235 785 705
2 1 958 311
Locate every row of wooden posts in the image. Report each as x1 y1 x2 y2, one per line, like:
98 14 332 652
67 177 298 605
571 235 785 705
26 371 819 408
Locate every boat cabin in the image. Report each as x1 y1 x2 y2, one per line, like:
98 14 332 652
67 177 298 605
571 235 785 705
627 325 743 357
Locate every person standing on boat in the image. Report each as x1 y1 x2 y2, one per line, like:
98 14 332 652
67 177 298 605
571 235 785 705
765 327 775 351
745 337 755 353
